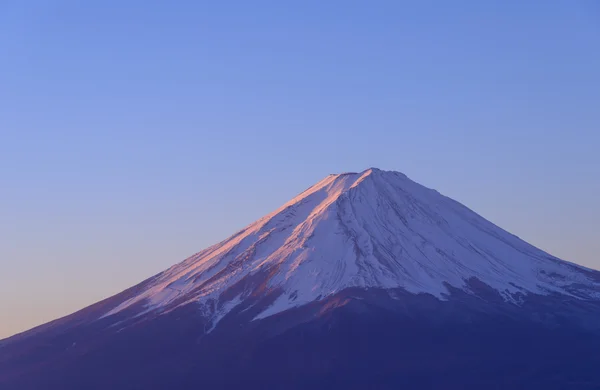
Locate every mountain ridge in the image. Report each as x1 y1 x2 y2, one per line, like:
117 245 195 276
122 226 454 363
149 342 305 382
91 168 600 330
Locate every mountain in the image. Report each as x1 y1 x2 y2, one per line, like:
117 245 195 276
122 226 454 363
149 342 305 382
2 168 600 390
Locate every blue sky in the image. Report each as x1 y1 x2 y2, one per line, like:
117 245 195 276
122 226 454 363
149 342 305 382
1 1 599 338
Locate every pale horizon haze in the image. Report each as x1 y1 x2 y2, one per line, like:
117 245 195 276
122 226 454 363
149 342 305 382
1 1 599 339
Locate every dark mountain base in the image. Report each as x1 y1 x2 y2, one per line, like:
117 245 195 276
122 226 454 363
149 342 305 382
2 288 600 390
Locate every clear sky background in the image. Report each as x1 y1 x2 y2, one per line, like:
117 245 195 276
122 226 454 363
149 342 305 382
1 1 599 339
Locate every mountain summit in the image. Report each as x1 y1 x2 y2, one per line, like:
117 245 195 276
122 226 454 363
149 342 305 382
2 168 600 390
105 168 599 326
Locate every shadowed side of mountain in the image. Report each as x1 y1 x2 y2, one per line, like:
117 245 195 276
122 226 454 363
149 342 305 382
2 283 600 390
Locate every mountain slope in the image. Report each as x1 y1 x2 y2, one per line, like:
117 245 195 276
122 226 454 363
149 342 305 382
2 168 600 390
104 168 599 326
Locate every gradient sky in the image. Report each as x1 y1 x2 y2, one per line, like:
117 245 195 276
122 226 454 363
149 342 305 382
1 1 599 339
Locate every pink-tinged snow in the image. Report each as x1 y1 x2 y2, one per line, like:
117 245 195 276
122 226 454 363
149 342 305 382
102 168 600 325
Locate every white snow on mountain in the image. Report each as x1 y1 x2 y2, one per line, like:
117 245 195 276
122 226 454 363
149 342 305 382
102 168 600 325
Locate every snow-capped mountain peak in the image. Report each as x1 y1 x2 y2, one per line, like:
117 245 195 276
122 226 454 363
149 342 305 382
102 168 600 326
